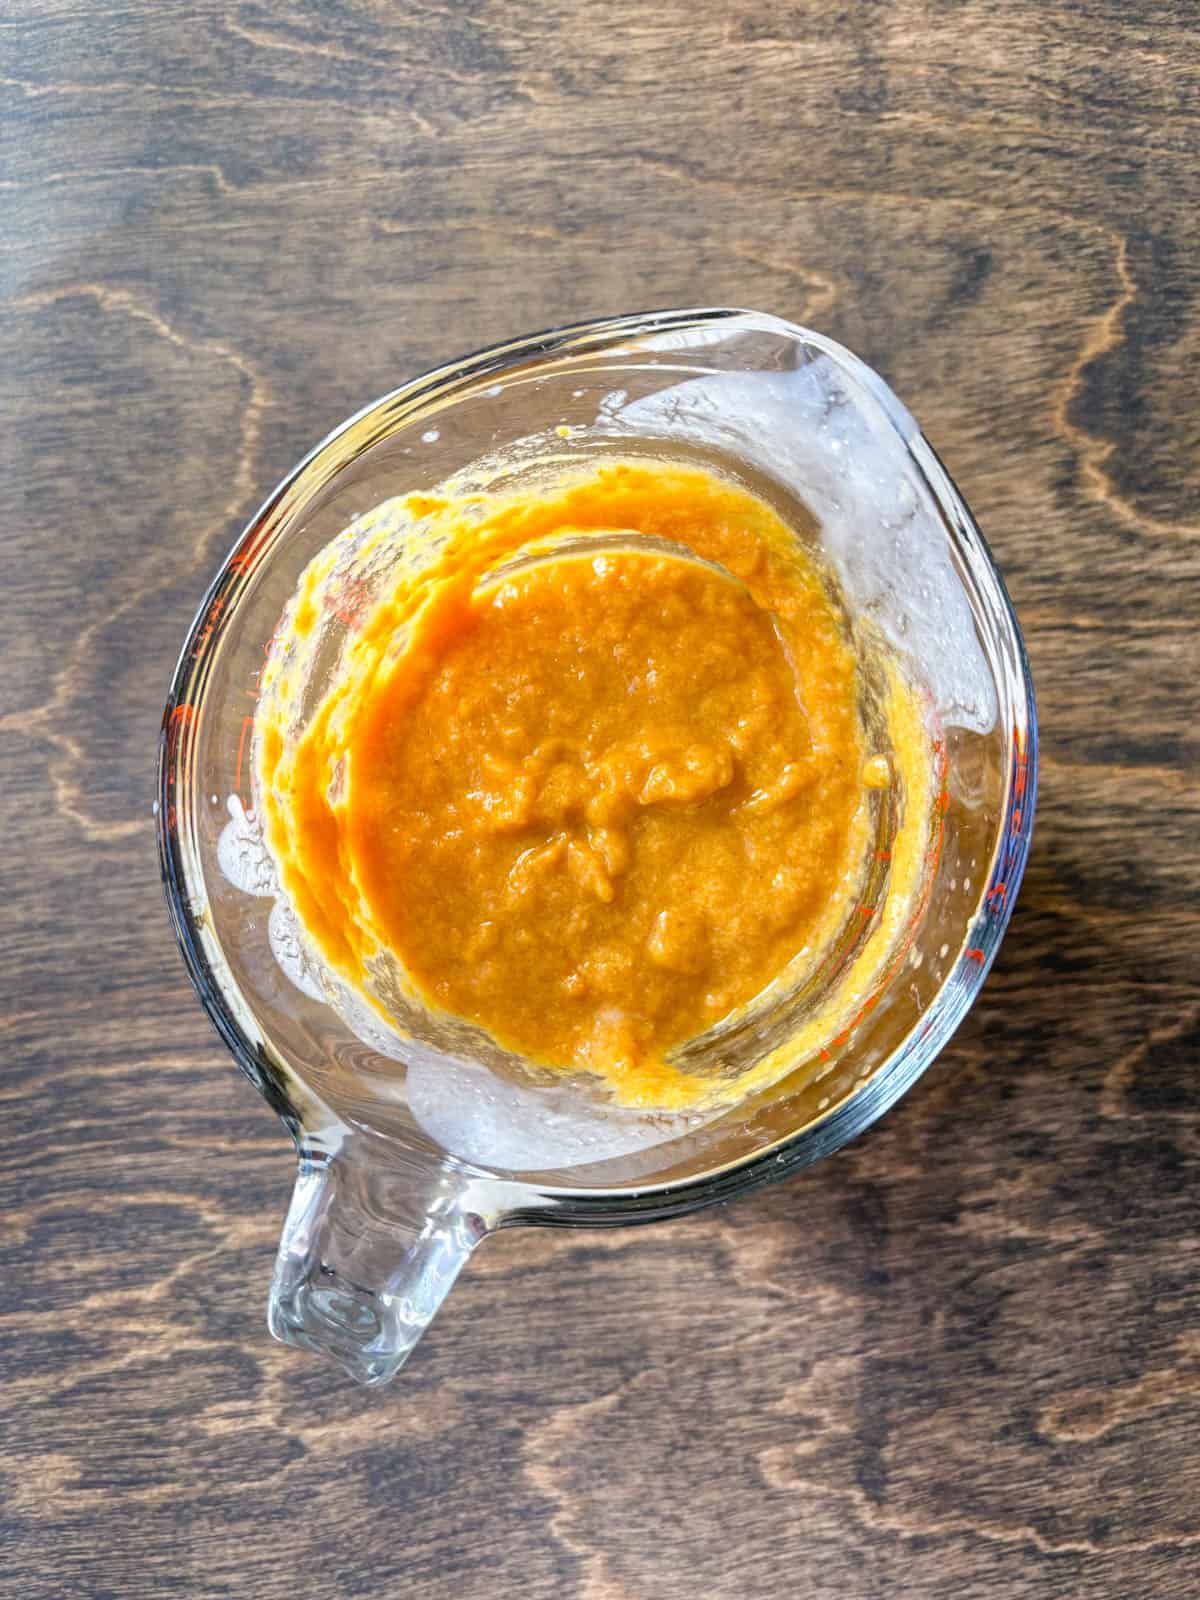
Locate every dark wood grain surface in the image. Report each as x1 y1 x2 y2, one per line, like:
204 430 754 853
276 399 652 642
3 2 1199 1595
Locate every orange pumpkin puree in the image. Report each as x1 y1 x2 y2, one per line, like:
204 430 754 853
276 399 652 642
256 460 920 1107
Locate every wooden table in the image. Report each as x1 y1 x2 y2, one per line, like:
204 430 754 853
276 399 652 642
4 3 1198 1595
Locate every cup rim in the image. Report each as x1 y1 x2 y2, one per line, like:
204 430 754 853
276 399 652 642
157 305 1038 1223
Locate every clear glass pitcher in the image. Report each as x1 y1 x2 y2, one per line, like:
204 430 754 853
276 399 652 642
157 308 1036 1386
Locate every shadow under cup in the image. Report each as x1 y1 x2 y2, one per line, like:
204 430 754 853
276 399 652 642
159 308 1036 1381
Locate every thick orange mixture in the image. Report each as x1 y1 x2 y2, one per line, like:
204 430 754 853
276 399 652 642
258 461 895 1105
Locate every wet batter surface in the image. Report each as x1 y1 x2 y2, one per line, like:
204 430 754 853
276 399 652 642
257 460 919 1105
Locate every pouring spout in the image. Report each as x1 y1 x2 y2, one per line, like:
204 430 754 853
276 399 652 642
268 1141 498 1386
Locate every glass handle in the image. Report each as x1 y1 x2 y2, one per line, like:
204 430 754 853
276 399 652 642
268 1143 491 1386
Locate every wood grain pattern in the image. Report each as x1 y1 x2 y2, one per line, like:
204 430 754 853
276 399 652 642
2 1 1198 1594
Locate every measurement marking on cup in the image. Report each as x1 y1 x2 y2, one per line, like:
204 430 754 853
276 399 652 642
229 523 274 575
235 714 254 803
192 596 225 655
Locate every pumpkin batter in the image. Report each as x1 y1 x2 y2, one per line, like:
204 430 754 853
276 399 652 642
256 460 926 1107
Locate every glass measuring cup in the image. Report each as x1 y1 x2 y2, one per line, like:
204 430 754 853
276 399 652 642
157 308 1037 1386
